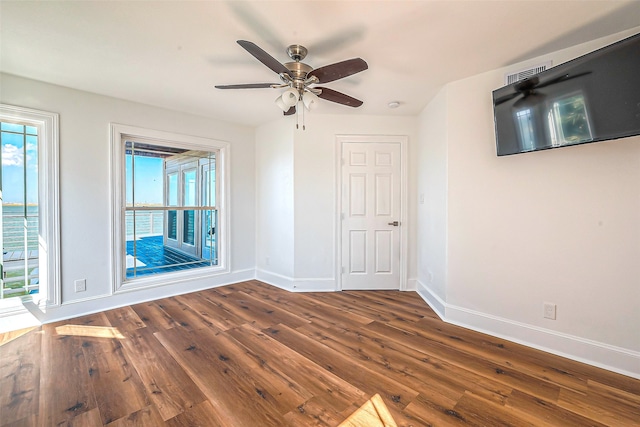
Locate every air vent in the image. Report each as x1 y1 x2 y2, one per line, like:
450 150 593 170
505 61 552 85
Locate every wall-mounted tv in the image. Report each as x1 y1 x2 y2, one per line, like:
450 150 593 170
493 32 640 156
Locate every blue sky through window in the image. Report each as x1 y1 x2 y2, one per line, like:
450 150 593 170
1 123 38 204
126 154 164 206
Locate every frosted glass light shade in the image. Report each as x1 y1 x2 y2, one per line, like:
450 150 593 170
275 95 288 111
282 88 299 107
303 91 319 110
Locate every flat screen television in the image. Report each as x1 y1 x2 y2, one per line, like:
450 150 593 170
493 32 640 156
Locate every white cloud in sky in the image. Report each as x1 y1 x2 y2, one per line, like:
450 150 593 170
2 143 23 166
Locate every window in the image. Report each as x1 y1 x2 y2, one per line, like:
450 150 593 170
111 124 228 292
547 92 593 147
0 104 60 309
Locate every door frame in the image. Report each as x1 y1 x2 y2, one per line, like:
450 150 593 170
335 134 409 291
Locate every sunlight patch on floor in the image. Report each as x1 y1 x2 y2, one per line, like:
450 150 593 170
55 324 125 339
339 393 398 427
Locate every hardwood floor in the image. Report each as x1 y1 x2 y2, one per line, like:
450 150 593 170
1 280 639 426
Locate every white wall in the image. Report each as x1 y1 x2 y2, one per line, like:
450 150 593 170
417 29 640 377
256 113 419 291
255 119 295 281
417 87 449 309
0 73 255 323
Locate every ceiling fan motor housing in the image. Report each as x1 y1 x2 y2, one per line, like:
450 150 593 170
286 44 308 61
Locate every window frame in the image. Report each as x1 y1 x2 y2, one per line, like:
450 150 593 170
0 104 61 309
110 123 230 293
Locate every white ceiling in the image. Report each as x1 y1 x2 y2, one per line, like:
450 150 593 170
2 1 639 127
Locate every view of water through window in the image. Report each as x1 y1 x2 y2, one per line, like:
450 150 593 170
1 121 40 299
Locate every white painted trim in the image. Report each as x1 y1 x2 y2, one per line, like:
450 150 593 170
335 134 409 291
416 280 640 379
109 123 231 293
0 104 61 309
416 280 446 318
405 278 418 291
255 268 294 291
292 278 336 292
256 269 337 292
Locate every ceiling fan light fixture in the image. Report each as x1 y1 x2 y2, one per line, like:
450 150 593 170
275 95 289 112
281 88 299 108
303 91 319 110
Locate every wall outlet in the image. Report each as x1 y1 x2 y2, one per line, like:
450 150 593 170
543 302 556 320
265 256 270 266
74 279 86 292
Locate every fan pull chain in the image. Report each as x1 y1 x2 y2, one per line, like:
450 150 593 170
302 99 306 130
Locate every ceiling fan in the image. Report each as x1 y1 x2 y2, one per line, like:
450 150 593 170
494 72 591 107
215 40 368 117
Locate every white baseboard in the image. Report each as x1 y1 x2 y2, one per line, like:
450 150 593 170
255 269 294 291
405 278 418 291
416 281 640 379
256 269 336 292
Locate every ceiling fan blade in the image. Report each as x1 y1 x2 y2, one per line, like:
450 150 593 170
494 92 520 106
237 40 290 76
317 87 363 107
309 58 368 83
535 71 591 89
215 83 276 89
284 106 296 116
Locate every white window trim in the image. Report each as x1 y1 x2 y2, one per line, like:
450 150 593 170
0 104 61 309
109 123 230 293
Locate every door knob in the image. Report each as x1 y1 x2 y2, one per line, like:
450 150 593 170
388 221 399 226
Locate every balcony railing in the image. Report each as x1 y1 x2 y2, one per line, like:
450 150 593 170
2 210 39 299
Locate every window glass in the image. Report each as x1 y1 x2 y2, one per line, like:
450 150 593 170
123 141 218 280
1 121 39 298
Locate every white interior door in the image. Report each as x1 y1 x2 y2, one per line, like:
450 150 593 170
341 141 401 290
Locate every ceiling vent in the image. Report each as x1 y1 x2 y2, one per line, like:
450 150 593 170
505 61 552 85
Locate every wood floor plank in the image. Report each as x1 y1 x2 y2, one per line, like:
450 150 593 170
452 391 538 427
198 288 270 330
213 290 311 330
2 280 638 427
236 282 374 328
402 392 470 426
105 405 166 427
130 301 178 333
263 323 420 411
408 316 591 394
165 400 224 427
297 321 513 407
283 396 352 427
65 408 104 427
174 292 242 331
151 297 218 332
154 326 289 427
0 326 38 347
365 320 563 404
37 322 99 426
80 328 151 425
104 306 146 334
558 386 640 426
340 291 428 323
117 327 207 421
227 323 367 413
0 328 41 426
505 389 609 427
